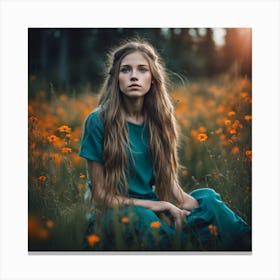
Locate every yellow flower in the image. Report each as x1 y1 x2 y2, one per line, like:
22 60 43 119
87 234 100 247
121 217 129 223
150 221 161 229
197 133 208 142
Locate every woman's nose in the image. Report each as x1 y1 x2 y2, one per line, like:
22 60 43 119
130 69 138 80
130 75 138 81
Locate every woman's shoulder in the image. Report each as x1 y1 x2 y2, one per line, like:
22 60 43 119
85 107 105 127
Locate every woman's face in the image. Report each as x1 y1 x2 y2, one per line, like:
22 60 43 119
118 51 152 99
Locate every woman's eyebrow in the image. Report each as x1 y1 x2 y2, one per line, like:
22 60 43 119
120 64 149 67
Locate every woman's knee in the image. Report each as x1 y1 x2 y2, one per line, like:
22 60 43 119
190 188 220 200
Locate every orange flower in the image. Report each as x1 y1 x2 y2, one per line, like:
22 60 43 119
219 134 226 141
48 135 59 143
181 169 188 176
86 234 100 247
197 133 208 142
198 126 207 133
38 175 47 182
30 74 36 81
37 228 49 240
59 94 68 102
229 128 237 135
240 91 248 98
121 217 129 223
79 174 86 179
212 172 220 179
61 147 72 153
231 146 240 155
29 116 38 123
230 135 239 142
244 115 252 122
150 221 161 229
191 129 198 139
245 150 252 161
58 125 71 133
244 96 252 103
217 104 225 113
51 153 63 165
71 153 82 165
28 216 49 241
224 119 231 126
45 220 54 229
245 150 252 157
208 224 218 236
232 120 240 129
228 111 236 117
215 128 222 134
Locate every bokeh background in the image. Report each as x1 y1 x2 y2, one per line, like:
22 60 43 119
28 28 252 250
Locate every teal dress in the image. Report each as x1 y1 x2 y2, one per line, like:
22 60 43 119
79 108 251 251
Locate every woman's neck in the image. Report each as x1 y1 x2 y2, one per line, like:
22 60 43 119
123 96 145 124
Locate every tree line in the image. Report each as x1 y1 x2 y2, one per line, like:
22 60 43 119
28 28 251 94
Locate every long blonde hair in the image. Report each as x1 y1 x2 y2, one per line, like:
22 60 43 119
97 39 180 203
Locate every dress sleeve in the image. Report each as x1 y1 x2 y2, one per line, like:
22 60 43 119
79 109 104 163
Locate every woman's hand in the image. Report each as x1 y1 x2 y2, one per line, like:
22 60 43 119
165 202 190 229
145 201 190 229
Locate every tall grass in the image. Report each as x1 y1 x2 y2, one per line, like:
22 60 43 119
28 74 251 251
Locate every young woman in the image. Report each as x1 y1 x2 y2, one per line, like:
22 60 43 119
79 39 251 251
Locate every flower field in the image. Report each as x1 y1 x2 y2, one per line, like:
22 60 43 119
28 74 252 251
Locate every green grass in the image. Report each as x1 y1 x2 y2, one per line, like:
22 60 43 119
28 74 252 251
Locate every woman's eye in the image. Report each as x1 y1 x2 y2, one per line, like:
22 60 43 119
139 68 148 73
120 68 130 73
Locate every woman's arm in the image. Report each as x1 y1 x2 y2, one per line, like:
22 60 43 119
171 181 199 211
87 160 190 228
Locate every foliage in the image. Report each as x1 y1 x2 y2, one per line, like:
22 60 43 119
28 28 251 93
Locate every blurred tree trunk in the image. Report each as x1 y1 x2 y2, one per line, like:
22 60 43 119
58 29 69 89
40 30 48 81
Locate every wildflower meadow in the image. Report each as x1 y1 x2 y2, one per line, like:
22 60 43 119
28 74 252 251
